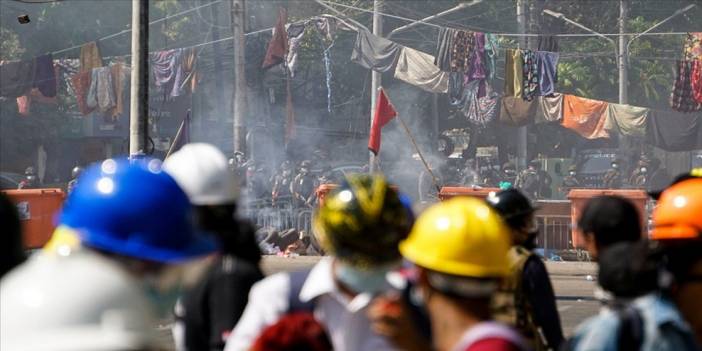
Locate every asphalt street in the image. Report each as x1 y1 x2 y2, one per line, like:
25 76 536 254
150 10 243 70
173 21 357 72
261 256 600 336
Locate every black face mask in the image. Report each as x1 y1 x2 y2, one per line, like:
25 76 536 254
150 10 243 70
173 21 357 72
523 230 539 250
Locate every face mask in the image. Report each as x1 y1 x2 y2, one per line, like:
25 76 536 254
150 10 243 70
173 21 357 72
569 171 576 176
142 275 182 318
335 262 395 294
640 167 647 173
612 164 619 169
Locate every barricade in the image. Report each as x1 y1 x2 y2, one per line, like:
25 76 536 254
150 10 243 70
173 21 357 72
2 188 65 249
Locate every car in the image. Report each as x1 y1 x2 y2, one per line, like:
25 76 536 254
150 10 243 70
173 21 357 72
0 172 24 190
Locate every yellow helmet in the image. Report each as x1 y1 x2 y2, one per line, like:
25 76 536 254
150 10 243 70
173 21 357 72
400 197 511 278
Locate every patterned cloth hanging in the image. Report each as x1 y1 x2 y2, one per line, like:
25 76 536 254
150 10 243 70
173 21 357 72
450 30 475 73
670 60 702 112
522 50 539 101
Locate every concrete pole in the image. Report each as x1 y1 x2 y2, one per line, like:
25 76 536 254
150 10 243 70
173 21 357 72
516 0 527 170
618 0 629 104
369 0 382 173
129 0 149 157
231 0 247 154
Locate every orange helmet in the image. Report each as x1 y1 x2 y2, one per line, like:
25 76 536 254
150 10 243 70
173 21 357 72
651 179 702 241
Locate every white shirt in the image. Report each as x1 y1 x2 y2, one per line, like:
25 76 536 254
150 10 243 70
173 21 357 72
224 257 400 351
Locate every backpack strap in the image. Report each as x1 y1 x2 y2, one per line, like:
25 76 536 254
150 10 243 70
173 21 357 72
287 269 315 313
617 305 644 351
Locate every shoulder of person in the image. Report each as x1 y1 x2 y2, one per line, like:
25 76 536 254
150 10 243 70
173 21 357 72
565 311 620 351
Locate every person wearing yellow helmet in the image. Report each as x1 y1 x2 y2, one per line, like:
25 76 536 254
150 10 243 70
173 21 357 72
225 174 414 351
395 197 527 351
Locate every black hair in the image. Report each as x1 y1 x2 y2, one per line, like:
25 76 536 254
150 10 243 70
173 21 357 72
0 193 25 278
578 196 641 249
597 241 658 298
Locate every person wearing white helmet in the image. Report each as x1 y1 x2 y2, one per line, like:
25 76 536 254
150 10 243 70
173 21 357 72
1 251 168 351
163 143 264 351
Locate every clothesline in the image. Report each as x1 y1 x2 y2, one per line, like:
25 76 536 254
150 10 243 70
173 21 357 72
319 0 692 38
51 0 225 56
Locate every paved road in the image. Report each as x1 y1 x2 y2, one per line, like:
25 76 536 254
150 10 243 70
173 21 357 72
261 256 600 336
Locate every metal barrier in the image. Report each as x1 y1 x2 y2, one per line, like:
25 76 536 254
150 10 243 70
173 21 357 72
535 215 572 252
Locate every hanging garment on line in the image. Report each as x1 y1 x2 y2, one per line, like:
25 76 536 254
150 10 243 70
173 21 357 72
151 48 186 99
468 32 487 82
181 48 198 94
484 33 499 80
691 59 702 104
537 35 559 52
286 22 307 78
450 30 475 73
535 93 563 124
449 72 466 106
522 50 539 101
603 103 649 138
33 54 57 98
86 67 116 113
16 88 58 117
262 7 288 70
0 59 35 98
394 46 449 93
683 32 702 61
79 41 103 73
350 28 401 73
16 95 30 116
504 49 524 98
462 80 498 127
434 27 455 71
109 62 129 120
70 71 94 116
561 94 609 139
670 60 702 113
499 96 536 126
313 17 339 41
646 109 702 151
536 51 559 96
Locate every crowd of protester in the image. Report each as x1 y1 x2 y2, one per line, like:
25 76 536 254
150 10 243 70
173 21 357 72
1 142 701 351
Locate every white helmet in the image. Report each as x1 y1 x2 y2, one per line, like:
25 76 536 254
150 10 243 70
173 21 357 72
1 251 167 351
163 143 239 206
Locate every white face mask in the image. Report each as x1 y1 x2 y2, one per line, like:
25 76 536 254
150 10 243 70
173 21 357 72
335 262 396 294
640 167 647 173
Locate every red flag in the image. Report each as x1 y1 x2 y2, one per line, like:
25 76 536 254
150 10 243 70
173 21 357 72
262 8 288 69
368 88 397 155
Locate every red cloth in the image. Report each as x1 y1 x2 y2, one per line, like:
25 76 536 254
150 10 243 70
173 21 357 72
368 88 397 155
691 59 702 104
465 338 522 351
561 94 609 139
262 8 289 69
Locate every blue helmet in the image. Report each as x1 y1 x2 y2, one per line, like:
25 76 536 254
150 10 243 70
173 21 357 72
60 158 217 263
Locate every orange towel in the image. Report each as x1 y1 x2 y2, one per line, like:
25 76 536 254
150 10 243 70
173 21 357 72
561 94 609 139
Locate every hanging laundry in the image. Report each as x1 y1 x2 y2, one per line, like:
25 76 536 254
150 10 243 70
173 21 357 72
394 47 449 93
691 59 702 104
0 59 35 98
504 49 524 98
79 41 103 72
450 30 475 73
16 95 30 116
537 35 559 52
109 62 129 120
55 58 80 95
468 32 486 82
522 50 539 101
151 48 186 99
350 28 401 73
646 109 701 151
313 16 342 41
499 96 537 126
484 33 499 80
536 51 559 96
70 71 94 116
16 88 58 117
33 54 56 97
462 80 498 127
449 72 465 106
434 27 455 71
670 60 702 112
603 103 649 138
561 95 609 139
86 67 116 113
181 48 198 94
262 8 288 70
682 32 702 61
286 22 307 78
535 93 563 124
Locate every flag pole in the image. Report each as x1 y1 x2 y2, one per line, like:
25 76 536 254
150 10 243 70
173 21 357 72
396 115 441 193
165 109 190 159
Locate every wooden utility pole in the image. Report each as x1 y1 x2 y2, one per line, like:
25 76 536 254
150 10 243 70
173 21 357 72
618 0 629 104
211 1 225 117
369 0 382 173
231 0 247 154
129 0 149 157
